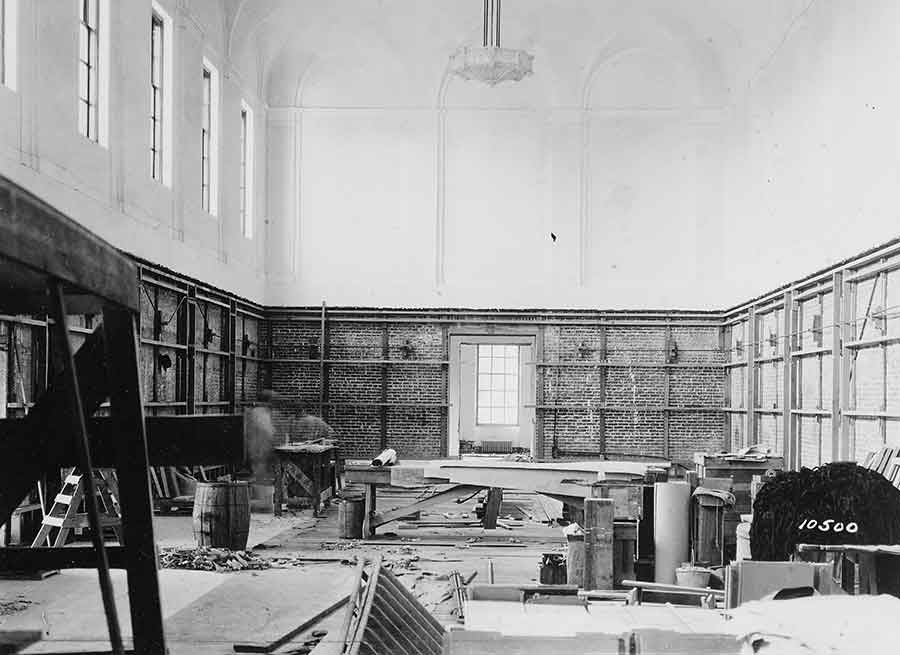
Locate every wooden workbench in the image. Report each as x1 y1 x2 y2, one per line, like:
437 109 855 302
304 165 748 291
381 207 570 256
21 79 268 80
344 464 490 537
273 443 342 516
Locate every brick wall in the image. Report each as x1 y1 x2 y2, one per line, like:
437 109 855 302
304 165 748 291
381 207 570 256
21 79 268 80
268 312 726 462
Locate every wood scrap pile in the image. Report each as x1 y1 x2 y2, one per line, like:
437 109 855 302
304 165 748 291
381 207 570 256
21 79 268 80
158 547 271 572
0 595 33 616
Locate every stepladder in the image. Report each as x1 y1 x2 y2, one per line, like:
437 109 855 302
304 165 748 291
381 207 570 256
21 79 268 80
31 468 123 548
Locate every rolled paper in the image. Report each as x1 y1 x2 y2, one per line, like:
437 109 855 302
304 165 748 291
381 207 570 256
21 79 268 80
372 448 397 467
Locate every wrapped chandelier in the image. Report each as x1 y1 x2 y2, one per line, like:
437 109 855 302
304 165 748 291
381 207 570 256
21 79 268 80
450 0 534 86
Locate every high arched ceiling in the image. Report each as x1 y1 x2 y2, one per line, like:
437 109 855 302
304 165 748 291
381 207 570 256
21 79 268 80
222 0 814 109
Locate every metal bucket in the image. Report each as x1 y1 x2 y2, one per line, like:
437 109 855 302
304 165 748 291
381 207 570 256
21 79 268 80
339 496 365 539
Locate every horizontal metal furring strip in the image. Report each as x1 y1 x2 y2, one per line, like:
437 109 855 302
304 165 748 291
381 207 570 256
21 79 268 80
269 314 722 327
293 399 448 408
140 338 188 350
845 258 900 284
791 347 832 358
791 409 832 417
753 353 785 364
268 358 449 365
195 346 232 357
845 335 900 349
843 410 900 419
532 405 723 412
532 361 723 369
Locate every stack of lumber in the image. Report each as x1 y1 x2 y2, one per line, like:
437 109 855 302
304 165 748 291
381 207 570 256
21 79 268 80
862 447 900 488
338 555 445 655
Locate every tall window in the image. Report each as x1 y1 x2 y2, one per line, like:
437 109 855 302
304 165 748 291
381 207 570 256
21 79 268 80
240 103 253 238
1 0 6 87
201 68 211 210
78 0 100 141
477 344 520 425
1 0 15 90
200 60 219 215
150 13 164 181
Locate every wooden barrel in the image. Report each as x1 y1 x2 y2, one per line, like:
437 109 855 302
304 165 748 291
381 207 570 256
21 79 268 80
192 482 251 550
338 496 365 539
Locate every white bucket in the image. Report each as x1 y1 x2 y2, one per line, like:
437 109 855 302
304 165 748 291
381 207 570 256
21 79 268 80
675 566 712 588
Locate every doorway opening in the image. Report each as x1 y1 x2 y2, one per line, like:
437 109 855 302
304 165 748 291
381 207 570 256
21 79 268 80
448 332 537 457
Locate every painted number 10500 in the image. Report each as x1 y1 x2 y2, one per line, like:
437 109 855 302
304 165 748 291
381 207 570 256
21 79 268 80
797 519 858 533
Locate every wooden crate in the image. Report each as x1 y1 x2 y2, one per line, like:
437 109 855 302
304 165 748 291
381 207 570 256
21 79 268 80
695 455 783 514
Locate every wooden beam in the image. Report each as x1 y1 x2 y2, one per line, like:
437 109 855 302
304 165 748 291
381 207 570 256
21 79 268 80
0 178 139 312
582 497 614 591
482 487 503 529
534 325 545 459
319 301 327 418
102 305 166 655
746 309 757 447
380 324 388 450
0 415 245 467
663 324 671 458
831 272 842 462
598 327 607 454
0 546 129 570
840 275 853 460
369 484 482 529
782 291 794 468
186 285 197 415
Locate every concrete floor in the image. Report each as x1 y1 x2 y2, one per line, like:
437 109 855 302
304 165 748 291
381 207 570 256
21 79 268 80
0 490 565 653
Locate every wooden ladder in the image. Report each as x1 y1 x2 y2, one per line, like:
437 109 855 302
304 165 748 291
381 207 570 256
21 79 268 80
31 468 123 547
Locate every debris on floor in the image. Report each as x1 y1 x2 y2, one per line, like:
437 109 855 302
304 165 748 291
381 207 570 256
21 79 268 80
0 595 34 615
159 547 272 572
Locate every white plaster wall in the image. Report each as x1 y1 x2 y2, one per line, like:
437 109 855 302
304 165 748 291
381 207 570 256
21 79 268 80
0 0 267 302
261 2 736 309
723 0 900 306
261 0 900 309
6 1 897 311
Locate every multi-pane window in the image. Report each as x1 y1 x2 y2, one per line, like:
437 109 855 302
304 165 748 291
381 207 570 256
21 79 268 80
150 13 164 181
1 0 17 90
240 104 253 238
78 0 100 141
1 0 6 87
477 344 520 425
201 68 212 210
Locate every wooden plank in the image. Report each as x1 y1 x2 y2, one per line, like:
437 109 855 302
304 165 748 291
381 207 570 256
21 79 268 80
482 488 503 530
370 485 482 529
0 415 245 468
746 308 757 448
102 305 166 655
840 275 853 459
782 291 794 468
343 467 393 486
0 546 129 570
363 484 377 537
582 498 614 591
380 324 388 450
0 177 139 312
831 272 842 462
232 594 349 653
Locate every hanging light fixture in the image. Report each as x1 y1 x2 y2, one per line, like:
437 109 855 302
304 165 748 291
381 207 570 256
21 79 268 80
450 0 534 86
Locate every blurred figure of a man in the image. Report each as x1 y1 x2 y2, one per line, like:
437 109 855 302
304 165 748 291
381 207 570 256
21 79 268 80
244 389 277 480
294 411 336 443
